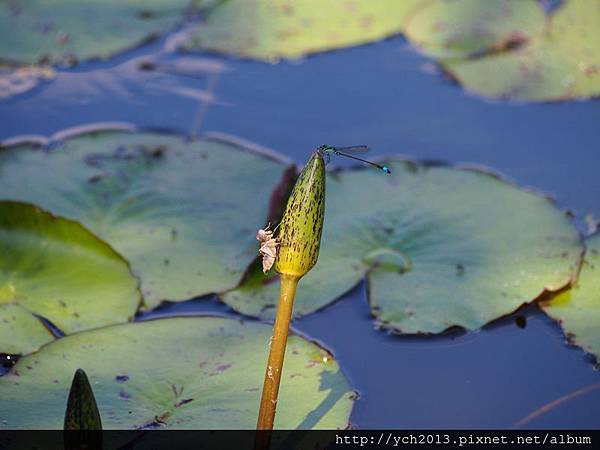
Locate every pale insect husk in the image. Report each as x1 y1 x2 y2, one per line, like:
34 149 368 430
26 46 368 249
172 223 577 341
256 223 279 273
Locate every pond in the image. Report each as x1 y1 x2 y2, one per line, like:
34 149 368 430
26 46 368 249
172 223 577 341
0 2 599 430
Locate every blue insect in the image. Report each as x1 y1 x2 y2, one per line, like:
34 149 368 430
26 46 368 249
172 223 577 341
317 145 391 174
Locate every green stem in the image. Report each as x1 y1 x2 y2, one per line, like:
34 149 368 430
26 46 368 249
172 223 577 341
256 274 300 430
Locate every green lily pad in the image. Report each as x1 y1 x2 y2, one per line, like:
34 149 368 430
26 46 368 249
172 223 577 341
0 201 140 353
0 316 354 429
0 1 209 66
181 0 425 61
403 0 545 59
541 234 600 363
0 304 53 355
440 0 600 101
222 161 582 334
0 129 291 309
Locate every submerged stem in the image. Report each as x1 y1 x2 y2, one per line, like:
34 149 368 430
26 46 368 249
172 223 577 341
256 273 300 430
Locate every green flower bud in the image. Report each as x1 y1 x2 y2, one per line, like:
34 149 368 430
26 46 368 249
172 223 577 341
275 150 326 278
64 368 102 431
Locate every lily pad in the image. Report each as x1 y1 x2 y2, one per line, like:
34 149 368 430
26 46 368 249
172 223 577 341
0 129 291 308
0 202 140 353
222 161 582 334
403 0 546 59
181 0 425 61
440 0 600 101
0 1 210 65
0 316 354 429
541 234 600 363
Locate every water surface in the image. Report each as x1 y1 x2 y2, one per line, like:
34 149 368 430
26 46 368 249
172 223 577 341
1 33 599 429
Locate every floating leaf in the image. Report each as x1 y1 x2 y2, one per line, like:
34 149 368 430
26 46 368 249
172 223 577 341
440 0 600 101
181 0 425 61
0 317 354 429
0 129 291 308
0 1 210 66
404 0 545 59
0 304 53 355
222 161 582 334
0 202 140 353
542 234 600 362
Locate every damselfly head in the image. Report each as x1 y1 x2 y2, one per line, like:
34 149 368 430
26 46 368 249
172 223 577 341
316 144 334 163
316 144 391 174
317 144 334 153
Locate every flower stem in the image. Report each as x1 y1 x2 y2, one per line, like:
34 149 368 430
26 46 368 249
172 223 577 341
255 150 325 448
256 273 300 430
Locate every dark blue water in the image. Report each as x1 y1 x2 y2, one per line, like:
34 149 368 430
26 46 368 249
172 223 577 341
2 33 599 429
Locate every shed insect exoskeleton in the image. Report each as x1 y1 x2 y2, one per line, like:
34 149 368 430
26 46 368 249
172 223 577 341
256 223 279 273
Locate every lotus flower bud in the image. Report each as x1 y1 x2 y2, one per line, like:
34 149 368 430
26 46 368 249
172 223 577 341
275 150 326 278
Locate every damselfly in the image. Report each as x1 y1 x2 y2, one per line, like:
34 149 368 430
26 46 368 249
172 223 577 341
317 145 391 174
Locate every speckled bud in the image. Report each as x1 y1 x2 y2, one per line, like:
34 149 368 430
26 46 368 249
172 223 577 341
275 150 325 278
64 368 102 430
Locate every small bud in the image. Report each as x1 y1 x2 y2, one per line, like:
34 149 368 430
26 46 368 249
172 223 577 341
64 368 102 430
275 151 326 278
